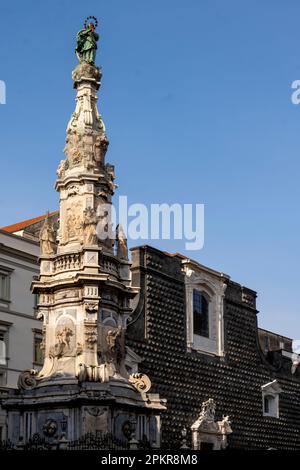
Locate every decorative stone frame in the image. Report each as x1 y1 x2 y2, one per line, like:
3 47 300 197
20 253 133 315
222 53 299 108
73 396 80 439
182 260 228 356
191 398 232 450
262 380 282 418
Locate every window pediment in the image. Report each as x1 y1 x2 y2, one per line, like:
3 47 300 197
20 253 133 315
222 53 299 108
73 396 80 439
261 380 282 394
262 380 281 418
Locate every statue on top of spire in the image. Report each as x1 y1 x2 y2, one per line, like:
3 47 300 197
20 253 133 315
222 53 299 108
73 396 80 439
76 16 99 65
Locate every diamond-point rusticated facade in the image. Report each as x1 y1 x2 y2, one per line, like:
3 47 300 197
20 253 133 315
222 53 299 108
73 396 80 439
127 245 300 450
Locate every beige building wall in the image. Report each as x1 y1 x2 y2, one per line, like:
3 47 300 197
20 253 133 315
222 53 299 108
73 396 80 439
0 230 41 439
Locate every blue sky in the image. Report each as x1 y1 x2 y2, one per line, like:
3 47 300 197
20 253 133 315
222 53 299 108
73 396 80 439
0 1 300 338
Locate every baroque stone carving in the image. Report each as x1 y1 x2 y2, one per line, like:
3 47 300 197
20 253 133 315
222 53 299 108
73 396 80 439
218 415 232 435
56 159 66 178
106 328 123 366
84 301 99 313
64 131 84 168
67 184 80 197
129 373 152 393
40 326 46 353
17 369 39 390
49 325 74 358
82 207 97 245
85 325 98 350
77 363 105 382
65 204 83 243
199 398 216 421
72 62 102 84
40 216 56 256
43 419 58 437
86 407 105 417
96 209 114 250
94 134 109 163
191 398 232 450
116 224 128 261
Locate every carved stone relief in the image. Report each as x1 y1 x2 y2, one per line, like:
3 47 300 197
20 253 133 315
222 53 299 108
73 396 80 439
83 406 108 434
43 419 58 437
84 301 99 313
85 324 98 350
49 317 76 358
65 203 83 243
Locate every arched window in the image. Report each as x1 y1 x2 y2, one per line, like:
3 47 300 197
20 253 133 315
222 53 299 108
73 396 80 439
193 289 209 338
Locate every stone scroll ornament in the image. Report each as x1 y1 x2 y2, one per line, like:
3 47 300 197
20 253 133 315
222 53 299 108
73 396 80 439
129 373 152 393
18 369 39 390
76 16 99 65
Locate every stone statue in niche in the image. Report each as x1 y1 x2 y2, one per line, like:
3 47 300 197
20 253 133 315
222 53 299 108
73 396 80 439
96 209 114 250
94 134 109 163
105 328 124 368
116 224 128 261
82 207 97 245
40 216 57 256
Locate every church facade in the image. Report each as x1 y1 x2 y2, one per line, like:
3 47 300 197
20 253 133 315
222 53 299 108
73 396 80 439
127 245 300 449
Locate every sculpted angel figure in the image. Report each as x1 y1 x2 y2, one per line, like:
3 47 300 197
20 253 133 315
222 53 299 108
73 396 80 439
106 328 123 366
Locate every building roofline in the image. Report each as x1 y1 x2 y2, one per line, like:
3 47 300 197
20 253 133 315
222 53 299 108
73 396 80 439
258 327 293 342
0 210 58 234
0 229 39 247
180 256 231 280
130 244 230 280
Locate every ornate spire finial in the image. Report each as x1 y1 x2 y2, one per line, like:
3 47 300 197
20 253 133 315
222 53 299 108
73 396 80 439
75 16 99 65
